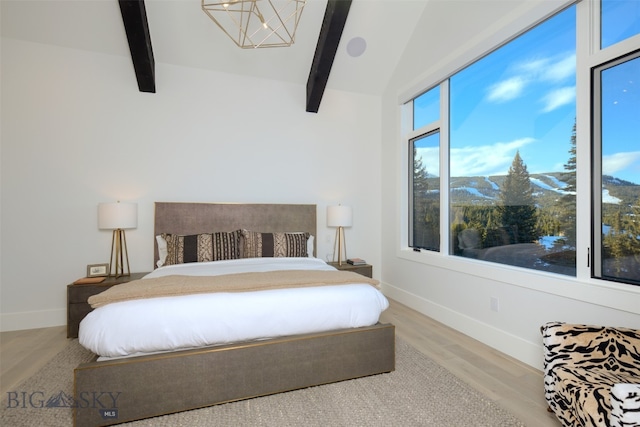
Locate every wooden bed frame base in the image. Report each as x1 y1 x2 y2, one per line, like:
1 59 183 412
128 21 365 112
74 202 395 426
74 323 395 426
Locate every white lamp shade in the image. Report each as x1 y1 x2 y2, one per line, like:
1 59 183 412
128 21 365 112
327 205 352 227
98 202 138 230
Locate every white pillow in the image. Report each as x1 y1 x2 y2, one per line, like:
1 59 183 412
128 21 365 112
156 235 168 268
308 235 315 257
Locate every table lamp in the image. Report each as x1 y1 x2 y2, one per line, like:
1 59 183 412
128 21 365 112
98 201 137 277
327 205 352 265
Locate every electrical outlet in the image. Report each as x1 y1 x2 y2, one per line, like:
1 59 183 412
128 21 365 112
490 296 500 312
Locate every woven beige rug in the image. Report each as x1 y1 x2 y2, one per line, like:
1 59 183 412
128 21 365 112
1 338 525 426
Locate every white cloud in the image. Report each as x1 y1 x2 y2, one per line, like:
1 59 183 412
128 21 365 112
515 57 549 75
541 86 575 112
603 151 640 176
449 137 535 177
540 54 575 82
487 76 526 102
415 146 440 177
486 52 575 109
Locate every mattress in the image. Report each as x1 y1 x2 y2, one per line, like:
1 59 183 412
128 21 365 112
78 257 389 360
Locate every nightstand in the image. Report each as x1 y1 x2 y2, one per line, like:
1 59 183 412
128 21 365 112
67 272 148 338
328 262 373 278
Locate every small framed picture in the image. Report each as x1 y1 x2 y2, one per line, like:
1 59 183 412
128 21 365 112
87 263 109 277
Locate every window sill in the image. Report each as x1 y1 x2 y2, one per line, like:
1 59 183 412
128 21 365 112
397 247 640 315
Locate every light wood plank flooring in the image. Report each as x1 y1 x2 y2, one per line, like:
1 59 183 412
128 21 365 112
380 299 560 426
1 324 67 395
1 299 561 426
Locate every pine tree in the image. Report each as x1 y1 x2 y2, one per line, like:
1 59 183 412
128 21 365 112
413 149 429 194
563 122 577 192
558 121 577 246
604 197 640 277
604 208 627 274
412 149 439 250
498 151 538 244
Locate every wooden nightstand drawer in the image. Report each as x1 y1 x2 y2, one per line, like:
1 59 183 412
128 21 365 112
68 285 110 304
67 272 148 338
67 303 94 338
327 262 373 278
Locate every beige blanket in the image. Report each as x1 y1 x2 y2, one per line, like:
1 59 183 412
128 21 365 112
88 270 380 308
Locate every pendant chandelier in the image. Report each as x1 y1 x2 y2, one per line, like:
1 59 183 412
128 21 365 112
201 0 307 49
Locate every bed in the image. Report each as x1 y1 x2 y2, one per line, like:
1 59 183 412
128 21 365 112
73 202 395 426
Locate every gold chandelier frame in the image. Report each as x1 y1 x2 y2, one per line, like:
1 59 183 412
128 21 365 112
202 0 306 49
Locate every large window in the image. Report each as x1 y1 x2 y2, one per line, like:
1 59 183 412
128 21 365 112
410 131 440 251
411 86 441 251
601 0 640 49
406 0 640 286
593 50 640 284
449 6 576 275
413 86 440 131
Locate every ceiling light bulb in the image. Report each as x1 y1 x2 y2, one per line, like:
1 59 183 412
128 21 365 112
258 12 268 28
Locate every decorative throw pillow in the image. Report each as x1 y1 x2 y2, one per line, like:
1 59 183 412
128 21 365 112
240 230 310 258
156 235 168 267
161 230 240 265
210 231 241 261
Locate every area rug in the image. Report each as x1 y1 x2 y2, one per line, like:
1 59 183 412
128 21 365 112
1 338 525 426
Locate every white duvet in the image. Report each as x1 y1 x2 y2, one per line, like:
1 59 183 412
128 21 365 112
79 258 389 359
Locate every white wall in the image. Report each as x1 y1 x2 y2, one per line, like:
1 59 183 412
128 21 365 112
0 38 382 331
380 0 640 370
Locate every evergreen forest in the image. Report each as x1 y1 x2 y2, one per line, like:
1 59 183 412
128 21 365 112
412 124 640 283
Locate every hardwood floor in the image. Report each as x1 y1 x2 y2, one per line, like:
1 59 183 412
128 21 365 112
380 299 561 426
1 325 67 396
0 299 561 426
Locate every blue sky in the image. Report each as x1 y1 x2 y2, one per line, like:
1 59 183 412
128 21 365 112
415 3 639 185
601 55 640 183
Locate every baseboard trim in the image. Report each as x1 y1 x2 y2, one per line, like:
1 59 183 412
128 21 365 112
381 282 543 370
1 308 65 332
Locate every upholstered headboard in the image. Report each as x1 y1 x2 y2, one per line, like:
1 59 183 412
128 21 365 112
153 202 317 267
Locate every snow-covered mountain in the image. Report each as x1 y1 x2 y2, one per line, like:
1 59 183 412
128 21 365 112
427 172 638 206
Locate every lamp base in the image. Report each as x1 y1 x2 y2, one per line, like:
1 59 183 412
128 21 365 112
332 226 348 266
109 229 131 278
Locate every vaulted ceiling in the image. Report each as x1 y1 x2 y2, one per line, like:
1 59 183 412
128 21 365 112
1 0 428 111
120 0 356 113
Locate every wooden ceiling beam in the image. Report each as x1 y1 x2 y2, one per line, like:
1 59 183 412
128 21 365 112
118 0 155 93
306 0 352 113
